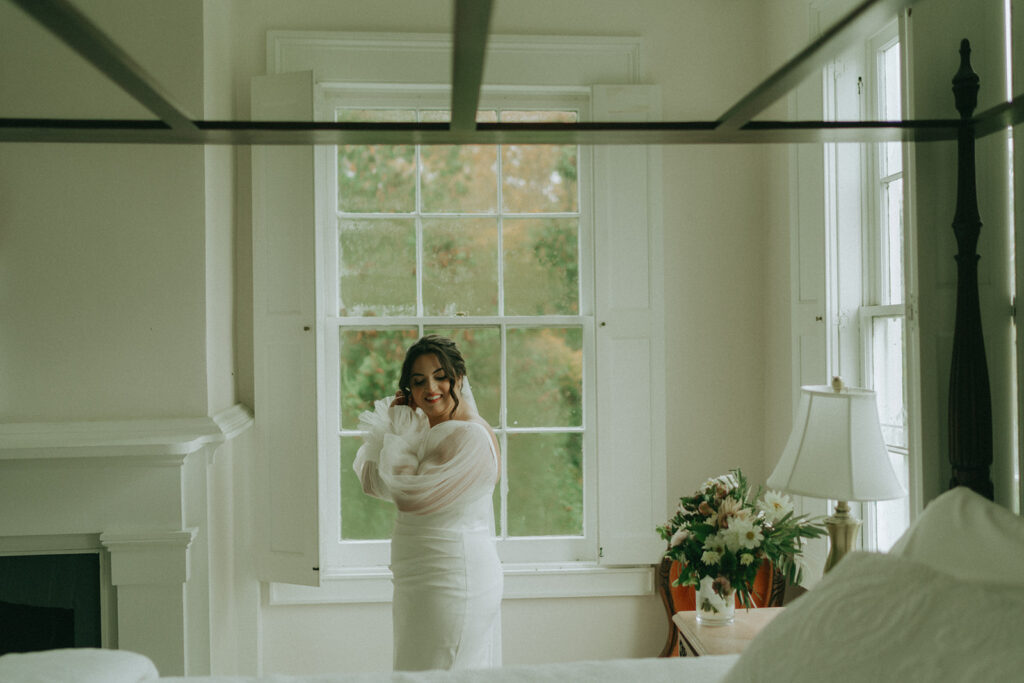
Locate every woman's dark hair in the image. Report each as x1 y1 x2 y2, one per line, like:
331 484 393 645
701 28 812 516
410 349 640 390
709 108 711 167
398 335 467 419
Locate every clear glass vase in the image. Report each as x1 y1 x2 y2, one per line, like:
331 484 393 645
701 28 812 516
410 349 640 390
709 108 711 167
696 576 735 626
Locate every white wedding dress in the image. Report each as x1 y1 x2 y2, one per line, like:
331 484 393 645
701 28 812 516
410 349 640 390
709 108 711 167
354 383 502 672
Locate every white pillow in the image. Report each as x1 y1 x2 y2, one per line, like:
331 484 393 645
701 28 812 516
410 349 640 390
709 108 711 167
0 648 159 683
722 552 1024 683
889 485 1024 584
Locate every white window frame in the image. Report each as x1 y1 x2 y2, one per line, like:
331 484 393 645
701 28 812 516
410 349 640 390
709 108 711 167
254 32 667 603
821 17 916 552
858 304 911 550
863 27 904 309
859 24 913 550
316 85 598 569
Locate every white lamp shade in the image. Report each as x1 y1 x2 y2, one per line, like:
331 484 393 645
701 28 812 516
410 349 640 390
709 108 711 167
768 385 907 502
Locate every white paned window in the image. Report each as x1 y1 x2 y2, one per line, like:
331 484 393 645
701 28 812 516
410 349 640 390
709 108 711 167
823 19 911 552
252 33 667 599
318 90 595 568
862 31 910 551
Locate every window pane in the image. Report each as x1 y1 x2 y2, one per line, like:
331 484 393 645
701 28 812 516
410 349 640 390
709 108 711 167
871 315 906 449
340 436 395 539
339 219 416 316
872 451 910 551
507 432 582 536
501 111 578 213
337 110 416 213
332 103 590 554
424 325 501 425
882 43 902 176
422 218 498 315
420 110 498 213
884 178 904 305
503 218 580 315
506 327 582 427
339 327 418 429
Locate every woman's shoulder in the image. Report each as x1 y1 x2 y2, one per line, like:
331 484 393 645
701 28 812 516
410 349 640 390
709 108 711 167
427 417 495 451
461 417 499 456
431 416 491 437
423 417 499 469
466 415 495 434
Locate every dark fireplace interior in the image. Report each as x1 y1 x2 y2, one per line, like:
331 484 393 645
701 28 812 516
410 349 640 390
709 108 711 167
0 553 102 655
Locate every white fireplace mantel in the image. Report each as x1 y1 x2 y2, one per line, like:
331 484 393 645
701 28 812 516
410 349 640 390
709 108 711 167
0 404 253 463
0 404 253 676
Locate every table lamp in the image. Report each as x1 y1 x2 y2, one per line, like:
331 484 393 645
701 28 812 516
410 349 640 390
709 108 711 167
767 377 906 571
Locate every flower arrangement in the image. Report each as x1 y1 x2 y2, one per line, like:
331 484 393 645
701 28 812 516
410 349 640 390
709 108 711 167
657 469 827 609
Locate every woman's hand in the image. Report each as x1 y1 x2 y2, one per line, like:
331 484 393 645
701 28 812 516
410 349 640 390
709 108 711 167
392 390 416 411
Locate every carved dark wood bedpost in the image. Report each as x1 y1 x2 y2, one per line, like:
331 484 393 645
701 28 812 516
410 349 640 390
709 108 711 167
947 39 994 499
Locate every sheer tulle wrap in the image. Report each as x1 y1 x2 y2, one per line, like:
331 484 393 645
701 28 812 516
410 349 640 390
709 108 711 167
353 396 427 504
353 380 497 515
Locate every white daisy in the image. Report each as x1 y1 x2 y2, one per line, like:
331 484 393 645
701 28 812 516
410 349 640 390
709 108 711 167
719 518 742 552
758 490 794 524
737 521 764 550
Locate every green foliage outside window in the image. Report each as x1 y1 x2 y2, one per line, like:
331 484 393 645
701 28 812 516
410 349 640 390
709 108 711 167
507 432 583 536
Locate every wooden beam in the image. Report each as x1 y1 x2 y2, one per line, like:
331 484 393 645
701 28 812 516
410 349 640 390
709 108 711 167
0 117 961 146
716 0 917 131
973 94 1024 139
4 0 987 148
8 0 196 133
450 0 494 131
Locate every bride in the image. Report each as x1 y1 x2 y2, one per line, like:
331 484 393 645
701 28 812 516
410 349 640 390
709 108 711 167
353 335 503 671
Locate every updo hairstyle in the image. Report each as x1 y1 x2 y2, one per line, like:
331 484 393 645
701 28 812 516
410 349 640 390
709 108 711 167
398 335 467 419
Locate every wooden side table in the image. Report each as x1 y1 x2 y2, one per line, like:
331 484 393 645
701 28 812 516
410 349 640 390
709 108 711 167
672 607 784 656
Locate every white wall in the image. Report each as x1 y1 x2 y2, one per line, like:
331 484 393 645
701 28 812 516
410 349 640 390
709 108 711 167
760 0 823 478
203 0 239 417
0 0 212 421
0 142 210 421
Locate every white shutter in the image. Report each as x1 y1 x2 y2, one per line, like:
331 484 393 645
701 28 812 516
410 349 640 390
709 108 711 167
592 85 667 566
786 35 834 582
790 134 831 583
824 42 867 386
251 71 320 586
791 65 829 395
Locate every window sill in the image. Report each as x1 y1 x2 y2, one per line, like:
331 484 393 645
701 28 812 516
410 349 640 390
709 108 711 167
268 562 654 605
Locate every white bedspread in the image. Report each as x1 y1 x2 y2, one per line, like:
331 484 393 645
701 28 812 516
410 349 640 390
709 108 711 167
722 551 1024 683
160 655 739 683
0 648 159 683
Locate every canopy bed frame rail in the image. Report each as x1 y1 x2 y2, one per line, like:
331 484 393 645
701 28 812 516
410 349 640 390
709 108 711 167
1 4 1005 493
4 0 1023 146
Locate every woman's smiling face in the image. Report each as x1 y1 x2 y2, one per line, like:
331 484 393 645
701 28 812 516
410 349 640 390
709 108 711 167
408 353 460 426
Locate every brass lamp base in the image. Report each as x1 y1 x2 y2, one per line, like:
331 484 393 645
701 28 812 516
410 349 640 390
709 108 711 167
824 500 861 572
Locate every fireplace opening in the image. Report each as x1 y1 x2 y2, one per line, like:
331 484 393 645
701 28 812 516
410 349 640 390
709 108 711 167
0 553 102 655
